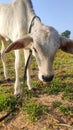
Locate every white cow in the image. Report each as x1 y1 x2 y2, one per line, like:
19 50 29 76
0 0 73 95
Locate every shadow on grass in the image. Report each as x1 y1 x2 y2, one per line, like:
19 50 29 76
0 108 20 129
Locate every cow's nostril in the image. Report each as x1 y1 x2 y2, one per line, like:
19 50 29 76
42 75 54 82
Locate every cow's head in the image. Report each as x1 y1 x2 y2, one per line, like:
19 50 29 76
5 26 60 82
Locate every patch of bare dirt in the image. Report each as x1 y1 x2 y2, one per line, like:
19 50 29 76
0 94 73 130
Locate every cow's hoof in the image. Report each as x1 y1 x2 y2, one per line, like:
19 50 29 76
6 78 11 82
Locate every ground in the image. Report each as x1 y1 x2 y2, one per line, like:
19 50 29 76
0 49 73 130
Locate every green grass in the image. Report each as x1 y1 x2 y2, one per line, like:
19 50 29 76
59 105 73 115
43 78 64 95
52 100 73 116
62 86 73 100
23 98 48 121
0 94 17 111
0 49 73 124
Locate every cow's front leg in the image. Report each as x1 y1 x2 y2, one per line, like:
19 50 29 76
24 49 33 90
14 50 21 95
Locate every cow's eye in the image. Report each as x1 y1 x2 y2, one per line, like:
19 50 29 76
33 47 37 53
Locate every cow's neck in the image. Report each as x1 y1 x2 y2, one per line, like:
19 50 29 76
23 0 42 32
14 0 42 34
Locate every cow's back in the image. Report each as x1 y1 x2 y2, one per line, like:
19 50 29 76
0 0 28 41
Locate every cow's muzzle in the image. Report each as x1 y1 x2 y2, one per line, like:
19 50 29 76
42 75 54 82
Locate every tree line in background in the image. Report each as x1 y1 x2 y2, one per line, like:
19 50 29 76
61 30 71 38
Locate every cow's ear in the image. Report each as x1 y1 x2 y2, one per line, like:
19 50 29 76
60 36 73 54
5 35 33 53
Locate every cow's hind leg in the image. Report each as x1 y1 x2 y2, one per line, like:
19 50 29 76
1 37 10 81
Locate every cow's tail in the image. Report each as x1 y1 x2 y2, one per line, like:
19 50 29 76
59 36 73 54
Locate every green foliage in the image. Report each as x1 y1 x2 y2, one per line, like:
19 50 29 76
61 30 71 38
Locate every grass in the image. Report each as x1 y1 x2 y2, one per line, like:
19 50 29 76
23 98 48 121
52 101 62 108
62 86 73 100
0 49 73 128
52 100 73 115
43 77 64 95
59 105 73 115
0 94 17 111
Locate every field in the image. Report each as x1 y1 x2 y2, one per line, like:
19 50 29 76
0 49 73 130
